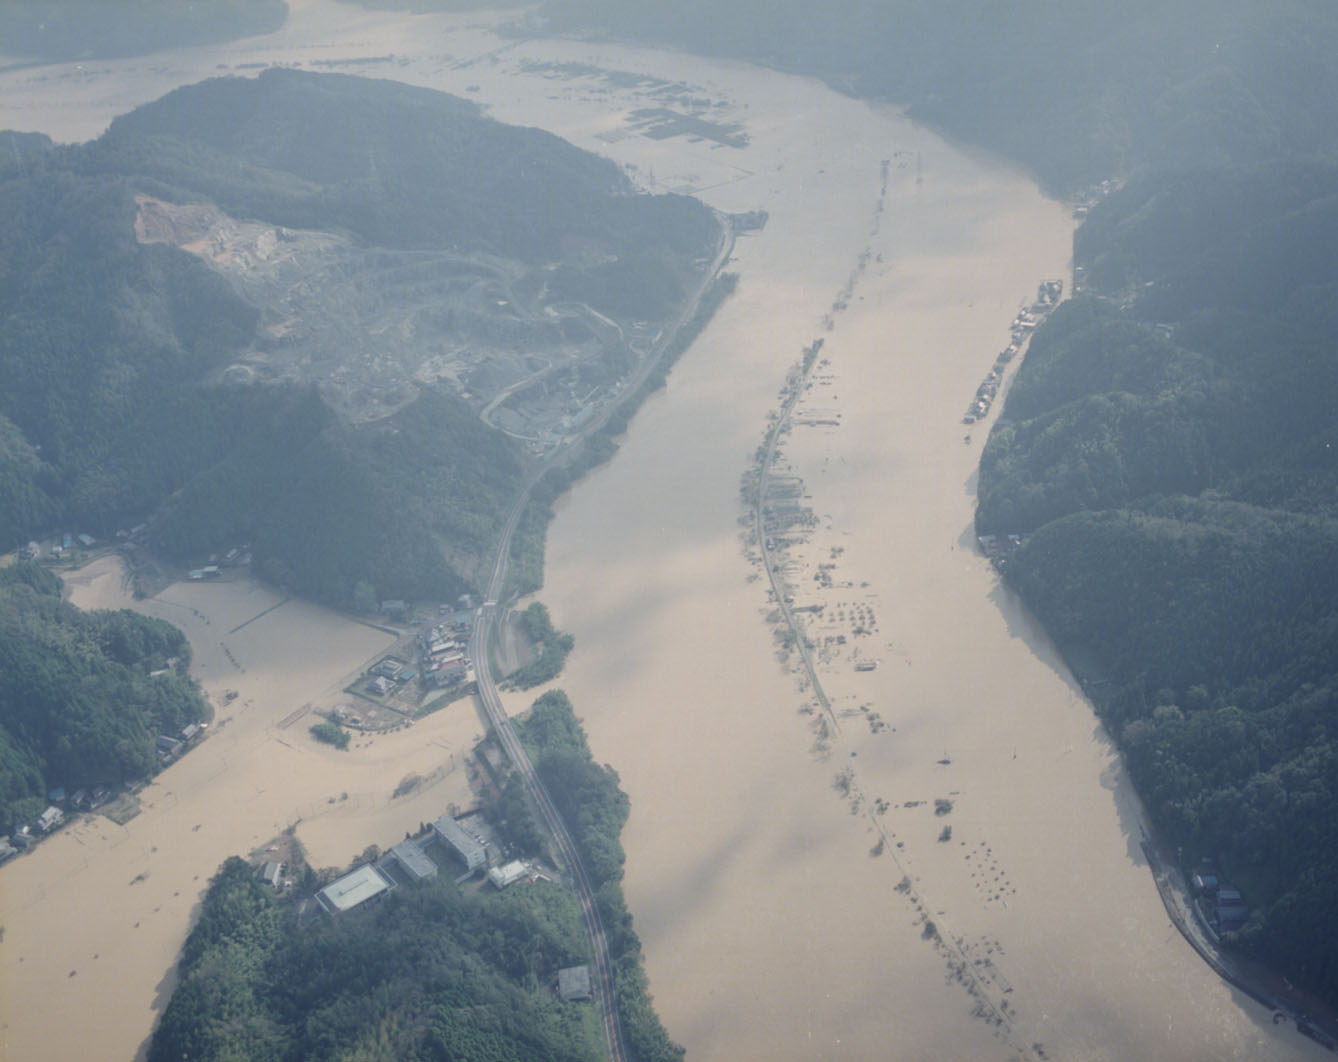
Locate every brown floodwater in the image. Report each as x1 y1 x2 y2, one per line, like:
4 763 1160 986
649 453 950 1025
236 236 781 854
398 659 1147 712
0 560 483 1060
0 5 1326 1059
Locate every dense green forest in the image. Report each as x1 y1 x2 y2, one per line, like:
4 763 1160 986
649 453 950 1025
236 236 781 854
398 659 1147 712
0 562 208 830
976 158 1338 1000
149 856 599 1062
99 70 717 267
150 691 676 1061
0 0 288 61
0 69 717 608
508 602 575 689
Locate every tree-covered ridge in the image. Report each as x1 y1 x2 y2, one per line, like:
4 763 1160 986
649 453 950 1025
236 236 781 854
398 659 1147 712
0 562 208 830
976 158 1338 1002
151 691 679 1061
0 157 263 536
516 691 683 1062
0 71 719 608
150 385 521 607
0 0 288 61
98 69 718 271
149 856 600 1062
976 298 1218 534
980 160 1338 538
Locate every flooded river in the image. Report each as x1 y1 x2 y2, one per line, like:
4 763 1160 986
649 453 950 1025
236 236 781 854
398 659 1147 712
0 3 1326 1059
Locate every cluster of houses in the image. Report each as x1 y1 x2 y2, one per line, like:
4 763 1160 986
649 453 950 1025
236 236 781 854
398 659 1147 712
187 546 251 580
418 618 472 690
354 603 474 701
157 721 205 762
0 783 120 863
1192 866 1250 936
963 279 1063 426
0 807 64 862
364 655 416 698
2 721 208 863
977 532 1025 568
19 532 97 561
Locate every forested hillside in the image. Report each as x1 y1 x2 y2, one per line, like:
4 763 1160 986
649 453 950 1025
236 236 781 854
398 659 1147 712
0 69 718 608
149 856 599 1062
978 160 1338 999
0 562 208 830
151 691 678 1062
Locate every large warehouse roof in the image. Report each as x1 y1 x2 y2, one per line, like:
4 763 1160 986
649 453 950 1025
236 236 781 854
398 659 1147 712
317 864 395 913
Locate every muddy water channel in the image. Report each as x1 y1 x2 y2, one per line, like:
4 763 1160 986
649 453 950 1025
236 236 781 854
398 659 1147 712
0 5 1326 1059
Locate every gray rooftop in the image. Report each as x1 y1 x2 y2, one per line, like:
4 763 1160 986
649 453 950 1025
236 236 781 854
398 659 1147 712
558 965 592 1001
390 840 438 881
433 813 487 869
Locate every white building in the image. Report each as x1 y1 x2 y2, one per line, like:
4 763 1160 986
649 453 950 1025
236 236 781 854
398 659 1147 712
488 860 528 890
316 864 395 914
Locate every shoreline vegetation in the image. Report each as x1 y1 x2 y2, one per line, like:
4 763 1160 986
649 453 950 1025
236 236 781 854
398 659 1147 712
507 602 575 690
0 560 211 832
506 270 739 600
513 690 684 1062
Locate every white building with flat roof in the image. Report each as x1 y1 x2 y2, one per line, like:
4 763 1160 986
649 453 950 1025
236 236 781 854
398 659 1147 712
316 864 395 914
488 860 528 890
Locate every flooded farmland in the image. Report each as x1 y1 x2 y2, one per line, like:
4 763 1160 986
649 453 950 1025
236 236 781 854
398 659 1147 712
0 4 1326 1059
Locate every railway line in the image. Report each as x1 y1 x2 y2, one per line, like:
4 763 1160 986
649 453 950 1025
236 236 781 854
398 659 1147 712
464 214 735 1060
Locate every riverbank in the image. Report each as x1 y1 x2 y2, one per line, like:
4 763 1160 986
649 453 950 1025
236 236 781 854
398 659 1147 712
522 57 1329 1062
0 6 1330 1059
1141 835 1338 1053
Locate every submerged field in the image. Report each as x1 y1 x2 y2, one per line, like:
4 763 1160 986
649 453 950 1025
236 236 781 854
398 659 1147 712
0 3 1329 1059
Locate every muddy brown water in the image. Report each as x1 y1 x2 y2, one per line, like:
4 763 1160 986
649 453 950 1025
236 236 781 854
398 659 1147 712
0 5 1325 1058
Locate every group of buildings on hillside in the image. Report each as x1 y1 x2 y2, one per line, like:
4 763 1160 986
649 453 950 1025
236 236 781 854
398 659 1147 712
313 811 533 917
307 808 591 1002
